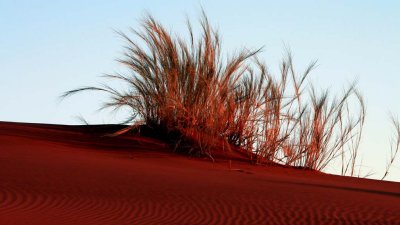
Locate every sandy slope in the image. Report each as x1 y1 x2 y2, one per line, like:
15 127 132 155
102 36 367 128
0 122 399 224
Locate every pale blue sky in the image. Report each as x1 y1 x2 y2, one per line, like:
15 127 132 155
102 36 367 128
1 1 399 180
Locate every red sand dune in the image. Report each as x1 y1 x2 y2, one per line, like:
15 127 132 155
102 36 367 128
0 122 399 224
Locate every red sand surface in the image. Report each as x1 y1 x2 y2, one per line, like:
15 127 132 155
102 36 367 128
0 122 399 224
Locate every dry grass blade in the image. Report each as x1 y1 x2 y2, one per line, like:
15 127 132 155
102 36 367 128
382 114 400 180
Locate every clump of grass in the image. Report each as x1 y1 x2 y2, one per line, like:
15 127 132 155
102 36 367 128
244 54 366 171
62 11 260 157
62 12 366 173
294 85 365 171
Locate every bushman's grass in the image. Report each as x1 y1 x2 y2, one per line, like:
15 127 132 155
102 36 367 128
62 11 370 174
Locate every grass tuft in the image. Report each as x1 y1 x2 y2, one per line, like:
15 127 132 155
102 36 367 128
62 12 367 173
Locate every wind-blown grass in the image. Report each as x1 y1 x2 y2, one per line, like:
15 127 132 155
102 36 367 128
62 12 366 172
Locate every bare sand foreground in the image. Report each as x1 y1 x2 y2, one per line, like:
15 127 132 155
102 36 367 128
0 122 399 224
